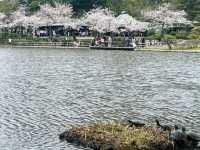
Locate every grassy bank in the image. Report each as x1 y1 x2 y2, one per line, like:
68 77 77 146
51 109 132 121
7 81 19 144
60 122 173 150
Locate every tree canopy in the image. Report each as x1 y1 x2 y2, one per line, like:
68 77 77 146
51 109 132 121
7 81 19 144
1 0 200 21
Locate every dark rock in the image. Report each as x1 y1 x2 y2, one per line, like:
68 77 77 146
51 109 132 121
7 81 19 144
186 132 200 148
170 127 186 149
59 131 81 146
59 131 67 141
187 132 200 142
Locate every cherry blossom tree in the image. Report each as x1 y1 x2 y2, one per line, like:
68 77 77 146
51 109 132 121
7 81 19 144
133 21 149 32
143 4 192 49
143 3 192 30
1 3 73 28
84 8 118 33
0 12 15 28
34 3 73 26
116 13 149 32
7 3 74 36
70 18 87 30
9 7 26 27
1 6 35 28
84 8 150 33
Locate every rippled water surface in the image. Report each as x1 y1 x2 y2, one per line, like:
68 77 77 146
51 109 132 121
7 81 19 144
0 47 200 150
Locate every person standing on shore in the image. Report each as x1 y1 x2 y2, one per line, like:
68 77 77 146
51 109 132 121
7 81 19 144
132 38 136 48
108 36 112 47
8 38 12 45
95 36 101 46
103 36 107 47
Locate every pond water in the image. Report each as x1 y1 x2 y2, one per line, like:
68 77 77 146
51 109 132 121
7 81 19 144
0 47 200 150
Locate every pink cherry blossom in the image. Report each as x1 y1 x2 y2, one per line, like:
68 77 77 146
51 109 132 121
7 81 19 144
84 8 118 33
143 3 191 30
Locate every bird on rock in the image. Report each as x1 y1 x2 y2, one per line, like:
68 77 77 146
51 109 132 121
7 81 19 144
155 119 171 131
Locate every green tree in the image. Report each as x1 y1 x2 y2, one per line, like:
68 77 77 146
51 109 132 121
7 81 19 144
0 0 18 13
173 0 200 20
70 0 104 13
28 0 40 13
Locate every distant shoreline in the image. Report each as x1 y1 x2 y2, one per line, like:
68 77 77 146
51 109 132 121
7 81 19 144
1 45 200 53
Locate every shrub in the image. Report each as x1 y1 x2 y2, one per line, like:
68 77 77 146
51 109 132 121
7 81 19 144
145 33 162 40
188 26 200 39
162 34 176 41
174 31 189 39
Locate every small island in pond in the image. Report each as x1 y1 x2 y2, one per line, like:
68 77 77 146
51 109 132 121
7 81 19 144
59 120 200 150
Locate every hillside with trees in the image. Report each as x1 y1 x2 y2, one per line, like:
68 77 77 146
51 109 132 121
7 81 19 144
0 0 200 22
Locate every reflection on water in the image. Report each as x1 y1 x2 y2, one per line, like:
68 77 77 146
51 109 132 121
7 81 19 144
0 47 200 150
